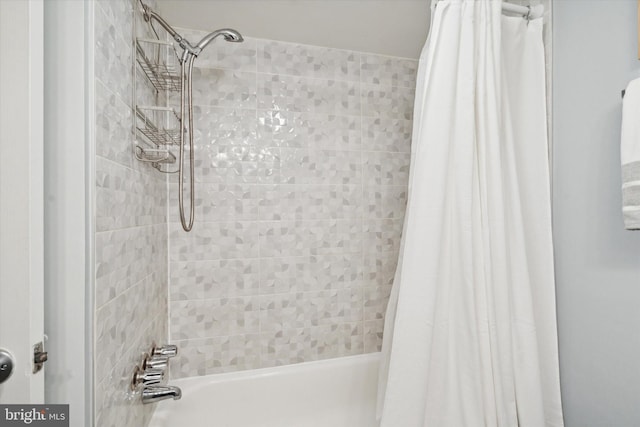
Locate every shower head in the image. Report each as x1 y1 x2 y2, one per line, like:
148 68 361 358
196 28 244 51
179 28 244 63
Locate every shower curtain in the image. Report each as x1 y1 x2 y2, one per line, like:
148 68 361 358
377 1 564 426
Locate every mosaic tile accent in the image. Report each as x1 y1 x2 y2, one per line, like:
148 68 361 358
168 183 260 223
169 221 260 261
191 106 258 148
257 254 362 295
363 151 411 186
364 319 384 353
192 144 280 184
169 335 261 378
186 67 257 109
364 251 399 287
361 84 415 120
257 111 361 151
279 148 362 185
364 285 393 321
257 288 363 332
165 34 417 377
363 185 408 220
258 184 362 220
260 322 364 368
362 116 412 153
170 297 260 340
257 220 311 258
306 219 363 255
170 259 261 301
364 219 404 254
257 40 360 82
361 54 418 88
257 74 361 115
299 253 363 291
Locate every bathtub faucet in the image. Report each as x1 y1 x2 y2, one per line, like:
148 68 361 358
141 385 182 404
131 342 181 404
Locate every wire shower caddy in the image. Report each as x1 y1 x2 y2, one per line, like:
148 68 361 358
133 35 182 172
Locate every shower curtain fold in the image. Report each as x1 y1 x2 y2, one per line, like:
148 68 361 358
376 1 564 426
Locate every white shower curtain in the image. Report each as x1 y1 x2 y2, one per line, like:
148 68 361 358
377 1 564 426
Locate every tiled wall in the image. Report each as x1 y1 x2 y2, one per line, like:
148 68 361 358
88 1 552 422
167 30 417 378
83 0 557 425
93 0 168 426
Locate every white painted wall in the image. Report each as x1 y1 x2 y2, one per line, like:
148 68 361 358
43 1 91 425
157 0 430 58
553 1 640 426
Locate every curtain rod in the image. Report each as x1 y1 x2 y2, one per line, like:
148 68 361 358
432 1 545 20
502 2 544 19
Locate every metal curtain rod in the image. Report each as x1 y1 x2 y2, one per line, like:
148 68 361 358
502 2 544 20
432 1 544 20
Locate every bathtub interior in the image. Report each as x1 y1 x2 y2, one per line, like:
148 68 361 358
149 353 380 427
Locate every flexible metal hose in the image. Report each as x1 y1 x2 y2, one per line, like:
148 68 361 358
140 1 242 232
178 54 196 232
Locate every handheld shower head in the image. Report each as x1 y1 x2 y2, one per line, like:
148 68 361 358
196 28 244 51
179 28 243 63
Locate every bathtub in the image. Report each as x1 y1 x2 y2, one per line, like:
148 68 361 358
149 352 380 427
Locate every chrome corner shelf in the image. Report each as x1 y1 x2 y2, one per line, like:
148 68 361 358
136 38 181 92
135 106 181 146
134 106 180 170
134 145 176 165
133 18 181 171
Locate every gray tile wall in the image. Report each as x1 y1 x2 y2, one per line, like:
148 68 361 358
89 0 551 421
90 0 550 419
167 30 417 378
93 1 168 426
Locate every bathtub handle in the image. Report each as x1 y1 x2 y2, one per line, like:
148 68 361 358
144 354 169 371
152 344 178 358
131 366 164 390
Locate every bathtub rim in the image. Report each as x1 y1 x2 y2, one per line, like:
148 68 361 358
169 351 381 386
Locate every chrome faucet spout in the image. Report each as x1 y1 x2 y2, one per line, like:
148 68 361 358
141 385 182 404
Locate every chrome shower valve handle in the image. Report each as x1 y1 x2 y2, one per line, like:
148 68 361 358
152 344 178 358
131 366 165 390
144 354 169 370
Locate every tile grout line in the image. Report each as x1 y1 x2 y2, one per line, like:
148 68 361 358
359 52 366 352
254 40 264 370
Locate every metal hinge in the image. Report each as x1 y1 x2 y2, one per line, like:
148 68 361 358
33 341 48 374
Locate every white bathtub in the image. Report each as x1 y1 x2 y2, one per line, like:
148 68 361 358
149 353 380 427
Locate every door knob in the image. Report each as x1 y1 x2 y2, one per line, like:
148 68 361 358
0 349 14 384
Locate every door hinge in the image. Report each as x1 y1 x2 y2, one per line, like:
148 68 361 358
33 341 48 374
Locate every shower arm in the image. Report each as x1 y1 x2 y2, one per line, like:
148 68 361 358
140 2 200 60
